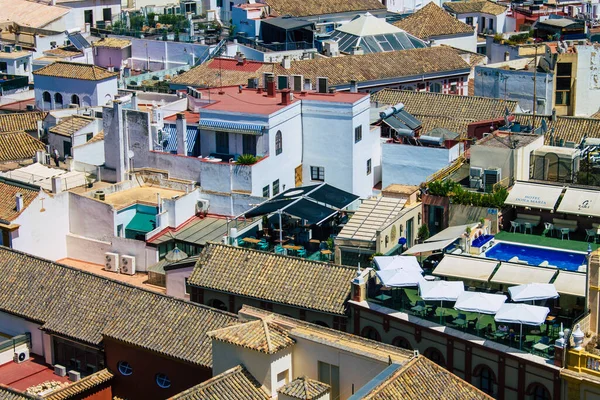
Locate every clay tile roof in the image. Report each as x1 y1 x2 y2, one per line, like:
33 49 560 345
33 61 118 81
372 89 518 135
0 131 45 162
514 114 600 146
49 116 95 137
0 385 35 399
208 318 295 354
91 37 132 49
0 177 39 222
0 247 238 367
360 356 493 399
0 111 47 133
394 3 474 39
43 369 114 400
0 0 70 28
592 110 600 119
444 0 507 15
43 46 83 58
277 376 330 399
170 58 279 88
188 243 356 315
169 365 269 400
86 130 104 144
263 0 385 17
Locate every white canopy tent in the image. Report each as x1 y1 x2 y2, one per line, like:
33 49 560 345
374 255 423 272
403 238 457 255
419 280 465 324
433 255 499 282
508 283 559 302
494 304 550 349
425 224 477 243
504 181 564 210
376 268 425 288
455 292 507 333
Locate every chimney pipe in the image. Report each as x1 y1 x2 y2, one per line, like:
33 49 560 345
266 76 276 98
15 193 23 212
176 113 188 155
281 56 291 69
350 80 358 93
281 89 291 106
131 91 138 110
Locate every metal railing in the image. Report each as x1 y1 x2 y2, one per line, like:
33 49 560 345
0 333 31 353
235 36 313 52
426 155 466 184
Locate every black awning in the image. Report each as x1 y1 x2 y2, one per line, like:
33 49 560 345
308 184 359 209
284 199 338 225
245 198 297 218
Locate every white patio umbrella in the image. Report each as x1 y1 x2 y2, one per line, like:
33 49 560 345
454 292 507 333
494 303 550 349
418 280 465 324
376 268 425 288
508 283 559 303
374 255 423 272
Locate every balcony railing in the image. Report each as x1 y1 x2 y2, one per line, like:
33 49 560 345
0 333 31 354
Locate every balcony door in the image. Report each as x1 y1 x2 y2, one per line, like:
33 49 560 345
242 135 256 156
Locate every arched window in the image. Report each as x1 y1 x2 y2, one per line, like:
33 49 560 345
117 361 133 376
275 130 282 155
155 373 171 389
392 336 413 350
473 364 496 395
526 383 551 400
361 326 381 342
430 83 442 93
54 93 63 106
313 320 329 328
207 298 228 311
43 91 51 103
71 94 80 106
424 347 446 367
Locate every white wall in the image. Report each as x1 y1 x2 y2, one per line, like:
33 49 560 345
66 233 155 270
69 193 115 240
574 45 600 117
0 53 34 80
35 75 118 110
165 266 194 300
63 0 121 32
73 140 105 166
431 31 477 53
11 191 69 261
0 311 45 359
161 188 200 228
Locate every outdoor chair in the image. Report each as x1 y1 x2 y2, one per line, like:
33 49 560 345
538 336 550 345
237 238 246 247
586 228 597 243
510 221 521 233
257 240 269 251
523 222 533 235
560 228 570 240
274 245 285 255
543 222 554 237
297 247 307 258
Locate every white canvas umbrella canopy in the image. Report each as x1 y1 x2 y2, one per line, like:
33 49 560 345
376 267 425 288
494 303 550 349
508 283 559 302
419 280 465 324
374 255 423 272
455 292 507 333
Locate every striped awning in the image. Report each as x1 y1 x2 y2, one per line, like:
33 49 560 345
160 124 198 155
199 120 267 135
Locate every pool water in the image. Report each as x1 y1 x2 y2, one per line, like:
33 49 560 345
484 242 586 271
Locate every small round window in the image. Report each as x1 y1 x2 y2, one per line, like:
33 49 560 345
117 361 132 376
156 373 171 389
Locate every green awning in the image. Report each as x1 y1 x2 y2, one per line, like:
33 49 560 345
126 213 156 233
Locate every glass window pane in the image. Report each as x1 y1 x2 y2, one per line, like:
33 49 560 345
557 62 572 76
556 77 571 91
331 364 340 400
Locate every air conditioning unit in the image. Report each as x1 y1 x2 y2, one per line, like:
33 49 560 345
483 169 501 192
13 349 29 364
54 364 67 377
104 252 119 272
196 199 210 215
120 255 136 275
68 370 81 382
469 167 483 178
469 177 483 189
86 364 98 374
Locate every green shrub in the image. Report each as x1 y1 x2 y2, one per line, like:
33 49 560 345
417 224 430 241
426 180 508 208
236 154 257 165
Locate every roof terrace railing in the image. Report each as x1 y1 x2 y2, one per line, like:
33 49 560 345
0 333 32 354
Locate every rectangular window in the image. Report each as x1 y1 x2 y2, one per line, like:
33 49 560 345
276 370 289 389
273 179 280 196
242 134 257 156
263 185 270 197
489 18 494 31
367 159 372 175
216 131 229 154
318 361 340 400
354 125 362 143
184 278 191 295
310 166 325 181
466 16 473 26
0 62 6 73
480 16 486 31
556 62 572 106
86 133 93 142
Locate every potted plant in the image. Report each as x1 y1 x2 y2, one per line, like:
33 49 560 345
417 224 430 244
236 154 257 165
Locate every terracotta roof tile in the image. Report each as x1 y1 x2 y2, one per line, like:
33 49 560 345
394 3 474 39
372 89 518 134
513 114 600 145
49 116 95 137
591 110 600 119
264 0 385 17
0 0 70 28
277 376 330 399
208 318 295 354
43 369 113 400
91 37 131 49
361 356 493 399
43 46 83 58
444 0 507 15
33 61 118 81
0 111 47 133
171 58 278 88
86 130 104 144
0 131 45 162
0 385 35 399
0 247 238 367
169 365 269 400
188 243 356 315
0 177 39 222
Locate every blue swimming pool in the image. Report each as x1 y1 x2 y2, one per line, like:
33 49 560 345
484 242 586 271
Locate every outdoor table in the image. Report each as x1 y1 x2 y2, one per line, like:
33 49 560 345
243 238 261 247
411 305 427 315
283 245 302 256
309 239 320 244
375 294 392 302
533 342 550 354
453 318 467 329
530 329 541 335
320 249 332 260
494 331 508 339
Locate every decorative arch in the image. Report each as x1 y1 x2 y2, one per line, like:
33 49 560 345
82 95 92 107
275 130 282 155
473 364 496 395
54 93 63 106
71 94 80 106
361 326 381 342
526 382 551 400
424 347 446 367
392 336 413 350
207 298 228 311
42 91 51 103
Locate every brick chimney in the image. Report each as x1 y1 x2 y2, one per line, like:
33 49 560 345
281 89 291 105
266 76 276 98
